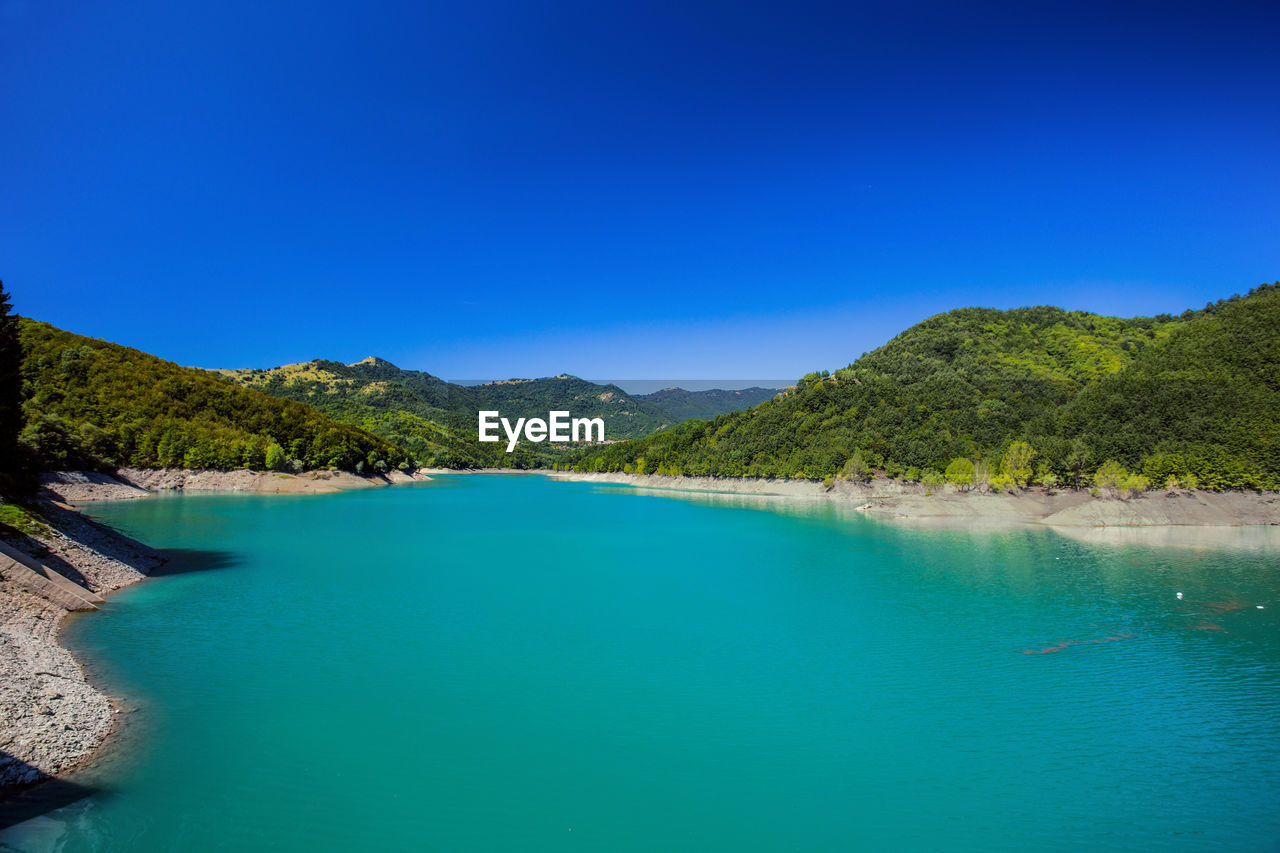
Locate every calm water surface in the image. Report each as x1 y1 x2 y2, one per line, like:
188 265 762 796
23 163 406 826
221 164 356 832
3 475 1278 851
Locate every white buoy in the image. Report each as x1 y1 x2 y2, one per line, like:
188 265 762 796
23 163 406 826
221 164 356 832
1176 592 1183 600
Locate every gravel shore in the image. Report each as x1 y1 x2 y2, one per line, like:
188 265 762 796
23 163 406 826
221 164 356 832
40 468 431 504
0 502 164 789
549 471 1280 527
2 467 432 793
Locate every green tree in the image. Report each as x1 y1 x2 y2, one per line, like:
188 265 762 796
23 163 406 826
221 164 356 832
944 457 976 490
265 442 287 471
1120 471 1151 498
0 281 24 484
921 469 945 489
842 449 872 482
1001 441 1036 488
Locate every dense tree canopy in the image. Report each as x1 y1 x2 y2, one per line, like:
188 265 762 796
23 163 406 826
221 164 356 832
570 285 1280 491
218 361 679 468
0 281 25 486
19 320 409 473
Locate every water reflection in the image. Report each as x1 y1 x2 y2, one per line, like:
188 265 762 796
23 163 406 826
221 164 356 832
1052 524 1280 552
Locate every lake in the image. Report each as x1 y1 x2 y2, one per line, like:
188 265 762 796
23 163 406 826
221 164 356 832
3 475 1278 851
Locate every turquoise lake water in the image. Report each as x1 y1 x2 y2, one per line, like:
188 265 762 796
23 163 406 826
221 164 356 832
3 475 1280 851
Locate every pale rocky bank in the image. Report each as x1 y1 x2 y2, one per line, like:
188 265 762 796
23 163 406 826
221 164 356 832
550 471 1280 527
41 467 430 504
1 466 432 793
0 502 164 788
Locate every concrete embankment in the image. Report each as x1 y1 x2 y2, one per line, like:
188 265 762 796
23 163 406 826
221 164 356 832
0 503 164 789
549 471 1280 527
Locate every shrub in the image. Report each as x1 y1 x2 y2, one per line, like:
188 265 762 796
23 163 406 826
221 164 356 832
988 472 1016 493
1120 472 1151 498
842 449 872 482
1093 460 1128 492
1001 441 1036 488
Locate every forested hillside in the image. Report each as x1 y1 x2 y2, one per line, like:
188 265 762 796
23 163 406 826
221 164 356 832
18 321 410 473
637 386 781 421
218 362 679 467
13 284 1276 487
215 358 497 468
1055 286 1280 489
570 284 1280 491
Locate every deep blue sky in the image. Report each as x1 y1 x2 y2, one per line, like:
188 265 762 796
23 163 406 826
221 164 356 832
3 0 1277 380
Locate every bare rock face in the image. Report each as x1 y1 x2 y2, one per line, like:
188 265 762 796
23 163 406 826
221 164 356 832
38 472 150 504
0 503 164 789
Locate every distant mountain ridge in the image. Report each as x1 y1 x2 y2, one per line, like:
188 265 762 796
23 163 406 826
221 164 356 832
216 361 776 468
637 386 780 421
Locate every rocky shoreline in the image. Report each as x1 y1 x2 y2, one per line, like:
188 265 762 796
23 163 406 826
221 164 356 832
40 467 431 505
0 466 434 796
0 501 164 789
549 471 1280 527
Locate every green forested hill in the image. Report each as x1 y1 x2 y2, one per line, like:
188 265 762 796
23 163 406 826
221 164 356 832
637 386 782 421
473 376 673 436
18 320 410 473
218 362 678 467
1054 286 1280 489
571 284 1280 491
214 358 494 467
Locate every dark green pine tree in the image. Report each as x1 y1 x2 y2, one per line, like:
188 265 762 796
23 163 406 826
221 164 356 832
0 280 26 483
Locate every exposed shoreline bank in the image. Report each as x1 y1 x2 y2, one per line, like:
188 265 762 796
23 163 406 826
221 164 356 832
39 467 432 505
0 502 164 791
1 466 434 799
548 471 1280 528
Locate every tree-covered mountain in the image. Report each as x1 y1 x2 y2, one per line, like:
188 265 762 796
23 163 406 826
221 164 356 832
13 283 1276 488
213 358 492 467
216 362 680 467
636 386 782 421
18 320 410 473
470 376 674 437
1053 286 1280 490
570 284 1280 492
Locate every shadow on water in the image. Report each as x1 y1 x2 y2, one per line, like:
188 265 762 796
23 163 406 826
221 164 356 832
149 548 242 576
0 754 99 831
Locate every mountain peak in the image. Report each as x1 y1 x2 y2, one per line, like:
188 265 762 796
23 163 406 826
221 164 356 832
350 356 397 369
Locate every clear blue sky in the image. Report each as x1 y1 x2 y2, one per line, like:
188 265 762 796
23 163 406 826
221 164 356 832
3 0 1277 381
